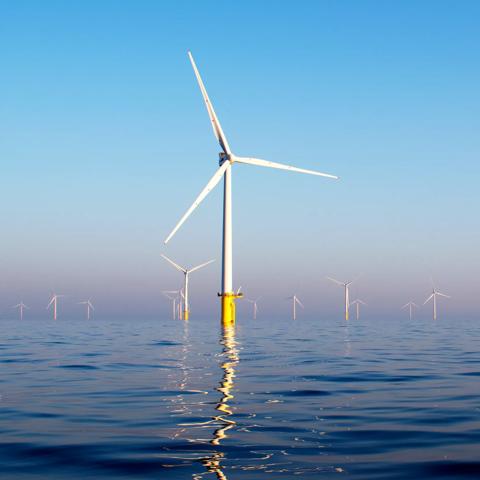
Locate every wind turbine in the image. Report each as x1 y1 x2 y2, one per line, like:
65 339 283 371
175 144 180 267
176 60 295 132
401 301 419 320
12 301 29 320
162 290 180 320
327 277 355 320
46 294 64 320
161 254 214 320
350 299 367 320
78 299 94 320
424 287 450 320
246 297 261 320
164 52 338 325
287 295 304 321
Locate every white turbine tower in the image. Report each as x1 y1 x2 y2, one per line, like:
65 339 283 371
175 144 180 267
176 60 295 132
287 295 304 321
401 301 419 320
164 52 338 325
424 287 450 320
162 290 180 320
78 300 94 320
350 299 367 320
12 301 29 320
327 277 355 321
161 254 214 320
46 294 64 321
246 297 261 320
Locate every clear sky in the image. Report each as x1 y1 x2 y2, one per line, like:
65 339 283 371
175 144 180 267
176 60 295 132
1 1 479 319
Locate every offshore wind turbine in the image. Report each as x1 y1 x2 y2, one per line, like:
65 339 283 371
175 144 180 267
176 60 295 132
46 294 64 320
246 297 261 320
350 299 367 320
287 295 304 321
162 290 180 320
164 52 338 325
78 300 94 320
401 301 419 320
424 287 450 320
161 254 214 320
327 277 355 320
12 301 29 320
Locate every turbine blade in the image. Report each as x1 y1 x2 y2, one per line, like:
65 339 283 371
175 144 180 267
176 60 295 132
327 276 343 286
401 302 409 309
296 298 304 308
164 161 230 244
47 297 55 308
436 292 450 298
235 156 338 179
161 254 187 273
424 294 434 305
188 51 231 155
189 259 215 273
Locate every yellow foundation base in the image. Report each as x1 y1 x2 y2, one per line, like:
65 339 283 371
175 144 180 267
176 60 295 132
184 310 189 321
220 293 243 326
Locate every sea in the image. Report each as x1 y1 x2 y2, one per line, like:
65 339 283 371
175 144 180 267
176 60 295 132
0 314 479 479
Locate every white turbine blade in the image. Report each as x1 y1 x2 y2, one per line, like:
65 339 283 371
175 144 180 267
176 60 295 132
47 296 55 308
424 294 434 305
188 51 231 155
164 161 230 244
189 259 215 273
235 156 338 180
12 304 21 308
327 276 344 286
436 291 450 298
88 301 95 310
296 298 304 308
401 302 410 309
236 286 242 294
161 254 187 273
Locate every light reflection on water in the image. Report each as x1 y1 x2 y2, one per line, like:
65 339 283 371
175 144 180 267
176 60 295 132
0 315 480 478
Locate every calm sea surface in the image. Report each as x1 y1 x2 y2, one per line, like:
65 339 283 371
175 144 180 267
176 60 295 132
0 315 479 479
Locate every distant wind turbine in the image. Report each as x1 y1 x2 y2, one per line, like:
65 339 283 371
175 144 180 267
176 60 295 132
78 300 94 320
246 297 261 320
424 287 450 320
350 299 367 320
163 52 338 325
162 290 180 320
327 277 356 320
401 301 419 320
161 254 214 320
287 295 304 321
46 294 64 320
12 301 29 320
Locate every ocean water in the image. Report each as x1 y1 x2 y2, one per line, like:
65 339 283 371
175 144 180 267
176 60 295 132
0 315 479 479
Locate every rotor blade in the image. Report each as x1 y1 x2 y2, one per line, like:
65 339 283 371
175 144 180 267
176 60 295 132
164 161 230 244
88 301 95 310
235 156 338 180
296 298 304 308
424 294 434 305
189 259 215 273
188 51 231 155
47 296 55 308
327 276 344 286
12 304 21 308
436 291 450 298
161 254 187 273
401 302 410 309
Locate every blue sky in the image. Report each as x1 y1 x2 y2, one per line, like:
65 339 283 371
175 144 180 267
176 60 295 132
1 1 479 319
